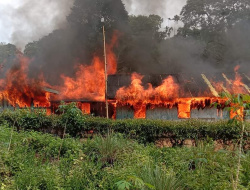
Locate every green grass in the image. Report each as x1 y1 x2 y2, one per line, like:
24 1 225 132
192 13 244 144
0 125 249 190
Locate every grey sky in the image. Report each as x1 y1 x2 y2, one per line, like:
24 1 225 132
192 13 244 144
0 0 186 49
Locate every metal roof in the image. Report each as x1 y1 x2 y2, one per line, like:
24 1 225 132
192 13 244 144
107 72 250 99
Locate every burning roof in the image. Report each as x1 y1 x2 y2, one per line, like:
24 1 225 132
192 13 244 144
108 71 250 99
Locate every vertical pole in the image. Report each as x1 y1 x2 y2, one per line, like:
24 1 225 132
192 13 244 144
103 26 109 118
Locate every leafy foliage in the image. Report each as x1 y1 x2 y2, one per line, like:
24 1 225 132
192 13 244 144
178 0 250 66
0 125 250 189
180 0 250 33
0 108 249 144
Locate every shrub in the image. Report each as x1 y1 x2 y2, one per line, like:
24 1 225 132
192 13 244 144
0 108 249 144
84 133 130 165
137 163 183 190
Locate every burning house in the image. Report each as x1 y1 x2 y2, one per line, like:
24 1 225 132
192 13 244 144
0 64 249 120
0 34 249 120
108 71 249 121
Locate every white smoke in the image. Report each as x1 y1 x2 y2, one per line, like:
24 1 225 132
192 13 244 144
0 0 74 50
123 0 187 28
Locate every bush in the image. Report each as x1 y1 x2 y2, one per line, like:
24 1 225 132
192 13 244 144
0 108 249 144
84 133 129 165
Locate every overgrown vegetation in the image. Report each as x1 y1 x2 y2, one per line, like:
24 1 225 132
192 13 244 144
0 125 250 189
0 102 249 189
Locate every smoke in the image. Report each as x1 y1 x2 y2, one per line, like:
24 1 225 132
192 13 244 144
159 37 209 74
1 0 74 50
224 20 250 73
1 0 249 86
123 0 187 26
0 0 186 50
157 20 250 77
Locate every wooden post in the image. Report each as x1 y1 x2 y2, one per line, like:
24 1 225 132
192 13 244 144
103 25 109 118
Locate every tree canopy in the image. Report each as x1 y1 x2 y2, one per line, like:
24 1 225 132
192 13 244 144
67 0 128 32
180 0 250 38
177 0 250 67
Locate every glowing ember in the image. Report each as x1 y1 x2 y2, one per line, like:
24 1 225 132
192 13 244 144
178 103 190 119
80 103 91 114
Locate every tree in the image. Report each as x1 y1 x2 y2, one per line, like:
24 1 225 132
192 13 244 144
116 14 167 73
221 93 250 190
24 41 39 58
180 0 250 36
67 0 129 40
0 44 19 64
66 0 129 64
129 15 166 42
23 0 129 84
0 44 22 78
178 0 250 66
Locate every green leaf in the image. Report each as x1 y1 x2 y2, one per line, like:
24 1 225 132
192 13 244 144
116 180 132 190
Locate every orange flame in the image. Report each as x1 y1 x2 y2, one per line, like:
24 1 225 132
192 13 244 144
116 73 181 118
56 31 119 101
116 73 230 119
0 30 248 121
213 65 249 94
0 32 120 109
0 56 50 108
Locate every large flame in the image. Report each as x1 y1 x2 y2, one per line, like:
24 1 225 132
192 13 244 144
0 32 119 107
212 66 250 94
0 30 248 121
56 31 119 101
58 57 106 101
116 73 182 118
115 72 242 119
116 73 179 106
0 56 50 107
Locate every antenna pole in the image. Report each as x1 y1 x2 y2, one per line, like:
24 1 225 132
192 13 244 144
103 25 109 118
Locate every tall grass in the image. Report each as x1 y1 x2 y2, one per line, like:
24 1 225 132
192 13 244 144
139 164 183 190
0 125 249 189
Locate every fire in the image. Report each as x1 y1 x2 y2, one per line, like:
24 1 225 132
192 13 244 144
178 103 190 119
58 57 106 101
115 66 249 119
115 73 230 119
56 31 119 101
116 73 182 118
230 105 244 121
0 29 248 121
0 56 50 108
116 73 179 107
213 66 250 94
0 31 120 109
